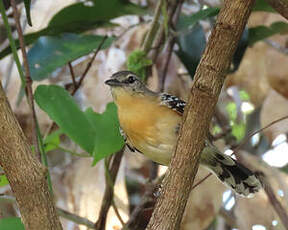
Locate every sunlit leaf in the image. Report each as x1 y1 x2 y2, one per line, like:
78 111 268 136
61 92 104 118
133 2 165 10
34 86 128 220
44 130 63 152
127 50 152 80
0 218 24 230
85 103 124 165
35 85 96 153
0 175 9 187
35 86 124 164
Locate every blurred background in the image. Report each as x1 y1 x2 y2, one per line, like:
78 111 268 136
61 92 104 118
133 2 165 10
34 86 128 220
0 0 288 229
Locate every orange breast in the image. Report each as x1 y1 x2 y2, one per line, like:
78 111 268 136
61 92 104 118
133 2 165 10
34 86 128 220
113 89 182 165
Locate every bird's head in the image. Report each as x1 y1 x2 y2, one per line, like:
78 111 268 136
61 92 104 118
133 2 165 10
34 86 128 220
105 71 155 100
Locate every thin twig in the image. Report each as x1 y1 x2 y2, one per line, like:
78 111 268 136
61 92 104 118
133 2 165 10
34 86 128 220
233 115 288 155
68 62 77 90
191 172 212 190
142 0 164 54
259 174 288 228
10 0 40 160
71 36 108 96
111 199 125 226
94 148 124 230
123 176 164 230
158 36 175 92
151 0 184 62
57 208 95 229
44 36 108 138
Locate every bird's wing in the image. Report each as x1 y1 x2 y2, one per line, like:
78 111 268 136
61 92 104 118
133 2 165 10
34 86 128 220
159 93 186 115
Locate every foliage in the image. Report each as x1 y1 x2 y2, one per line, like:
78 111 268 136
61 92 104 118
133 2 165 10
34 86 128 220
0 0 145 59
0 175 9 187
23 0 32 26
249 22 288 45
35 85 124 164
0 218 24 230
28 34 114 80
127 50 152 79
1 0 288 228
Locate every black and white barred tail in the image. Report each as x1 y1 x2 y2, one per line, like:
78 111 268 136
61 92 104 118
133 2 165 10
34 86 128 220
201 142 261 196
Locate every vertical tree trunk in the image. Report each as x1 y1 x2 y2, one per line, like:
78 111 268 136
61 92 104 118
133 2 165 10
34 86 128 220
0 83 62 230
146 1 256 229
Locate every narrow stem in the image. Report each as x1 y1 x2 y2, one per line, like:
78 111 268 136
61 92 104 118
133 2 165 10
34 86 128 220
0 0 25 85
10 0 40 160
142 0 164 54
68 62 77 89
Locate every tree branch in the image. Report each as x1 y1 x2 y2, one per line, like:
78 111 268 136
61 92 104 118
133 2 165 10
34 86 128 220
10 0 40 160
71 36 108 96
265 0 288 20
0 83 62 229
145 1 256 229
57 208 95 229
257 173 288 228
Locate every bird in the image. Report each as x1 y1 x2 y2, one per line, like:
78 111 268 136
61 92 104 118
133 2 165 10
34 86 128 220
105 70 261 196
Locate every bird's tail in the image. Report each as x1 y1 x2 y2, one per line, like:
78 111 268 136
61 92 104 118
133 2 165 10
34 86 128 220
200 142 261 196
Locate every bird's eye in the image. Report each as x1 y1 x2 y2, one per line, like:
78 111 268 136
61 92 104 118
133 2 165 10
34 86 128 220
127 75 136 84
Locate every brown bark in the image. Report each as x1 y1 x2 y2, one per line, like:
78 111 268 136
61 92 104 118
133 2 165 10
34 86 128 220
266 0 288 20
145 1 255 229
0 83 62 230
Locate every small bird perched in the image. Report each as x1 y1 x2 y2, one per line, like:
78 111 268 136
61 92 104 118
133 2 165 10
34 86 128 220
105 70 261 196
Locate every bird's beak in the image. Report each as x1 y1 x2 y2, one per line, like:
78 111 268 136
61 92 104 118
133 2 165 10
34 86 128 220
105 79 122 87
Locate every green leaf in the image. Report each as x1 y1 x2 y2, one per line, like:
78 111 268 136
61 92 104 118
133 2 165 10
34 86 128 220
249 21 288 45
176 22 206 78
48 0 145 29
0 0 145 59
176 8 219 31
127 50 152 79
231 28 249 73
35 86 124 162
226 102 237 121
44 130 63 152
27 34 114 81
0 217 25 230
253 0 275 12
35 85 96 153
0 175 9 187
24 0 32 26
239 90 250 101
232 122 246 141
85 103 124 165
